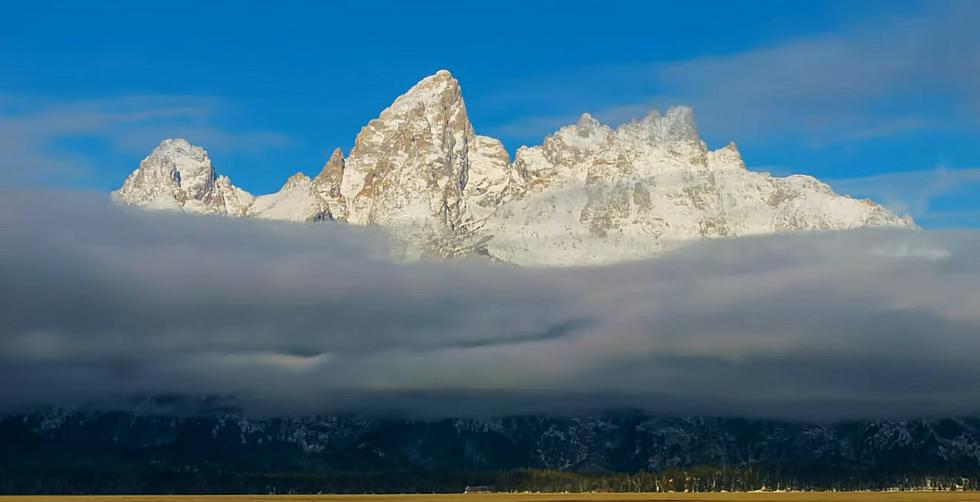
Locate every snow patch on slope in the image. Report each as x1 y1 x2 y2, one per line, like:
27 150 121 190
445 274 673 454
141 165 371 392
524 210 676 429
112 71 914 266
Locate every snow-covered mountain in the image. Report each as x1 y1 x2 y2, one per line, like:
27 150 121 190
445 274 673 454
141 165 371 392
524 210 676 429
113 138 254 216
113 70 914 266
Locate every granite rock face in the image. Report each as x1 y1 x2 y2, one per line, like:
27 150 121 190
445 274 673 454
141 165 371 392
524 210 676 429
113 138 254 216
114 71 914 266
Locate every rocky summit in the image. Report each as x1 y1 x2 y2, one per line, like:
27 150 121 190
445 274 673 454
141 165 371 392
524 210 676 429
113 70 914 266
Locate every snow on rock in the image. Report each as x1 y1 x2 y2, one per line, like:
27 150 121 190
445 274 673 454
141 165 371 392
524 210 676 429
247 147 351 223
483 109 914 266
463 135 523 227
313 147 348 221
248 173 332 222
338 69 476 258
112 138 253 215
113 71 915 267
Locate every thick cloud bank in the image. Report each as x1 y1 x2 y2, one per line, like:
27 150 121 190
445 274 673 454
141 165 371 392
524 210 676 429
2 190 979 420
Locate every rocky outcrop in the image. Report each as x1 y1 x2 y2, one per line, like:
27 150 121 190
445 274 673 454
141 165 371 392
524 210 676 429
314 147 348 221
113 71 914 266
338 70 508 257
112 138 253 216
483 107 913 266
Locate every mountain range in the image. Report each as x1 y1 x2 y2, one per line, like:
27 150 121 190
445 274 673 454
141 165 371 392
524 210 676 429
3 408 979 493
113 70 914 266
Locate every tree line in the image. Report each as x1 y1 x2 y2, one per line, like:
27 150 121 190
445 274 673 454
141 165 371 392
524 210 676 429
2 466 978 494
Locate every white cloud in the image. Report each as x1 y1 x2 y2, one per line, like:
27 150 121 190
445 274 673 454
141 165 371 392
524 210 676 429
0 94 288 187
831 167 980 224
489 3 980 147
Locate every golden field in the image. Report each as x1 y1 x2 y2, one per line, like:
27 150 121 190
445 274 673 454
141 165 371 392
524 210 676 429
3 493 980 502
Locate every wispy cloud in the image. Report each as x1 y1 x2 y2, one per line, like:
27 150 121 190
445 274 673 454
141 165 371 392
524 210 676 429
0 94 288 188
832 167 980 226
489 2 980 147
2 191 979 419
650 3 980 143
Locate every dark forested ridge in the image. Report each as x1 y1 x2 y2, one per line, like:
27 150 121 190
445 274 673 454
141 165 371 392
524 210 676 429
2 409 980 494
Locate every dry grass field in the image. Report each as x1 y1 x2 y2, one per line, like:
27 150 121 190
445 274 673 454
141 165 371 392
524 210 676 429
3 493 980 502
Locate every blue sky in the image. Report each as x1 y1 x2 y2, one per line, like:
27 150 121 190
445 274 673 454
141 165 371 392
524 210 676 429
2 0 978 227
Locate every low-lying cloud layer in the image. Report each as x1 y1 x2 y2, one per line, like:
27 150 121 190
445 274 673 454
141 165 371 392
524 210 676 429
2 190 980 420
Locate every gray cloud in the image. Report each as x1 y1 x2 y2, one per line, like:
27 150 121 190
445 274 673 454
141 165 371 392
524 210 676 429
2 190 980 420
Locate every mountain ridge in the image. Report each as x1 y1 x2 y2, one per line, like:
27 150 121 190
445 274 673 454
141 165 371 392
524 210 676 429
113 70 914 266
3 408 980 493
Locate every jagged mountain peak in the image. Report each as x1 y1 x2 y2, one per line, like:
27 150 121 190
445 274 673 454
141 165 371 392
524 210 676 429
381 69 466 122
282 172 312 189
113 137 253 215
151 137 205 157
114 72 914 266
546 113 612 153
314 147 345 188
707 142 746 170
349 70 472 158
319 147 344 172
424 68 457 86
573 112 605 138
339 70 485 256
662 105 699 140
144 138 212 182
621 105 701 144
539 106 705 161
576 112 598 127
663 105 696 126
